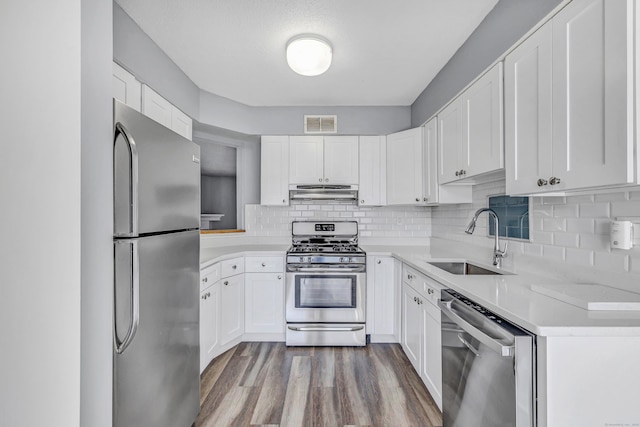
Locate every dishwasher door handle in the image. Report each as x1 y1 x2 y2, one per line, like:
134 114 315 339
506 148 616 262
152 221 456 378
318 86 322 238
438 299 514 357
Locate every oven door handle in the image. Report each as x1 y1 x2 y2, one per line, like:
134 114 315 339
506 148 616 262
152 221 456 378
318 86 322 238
287 325 365 332
438 299 514 357
287 266 365 273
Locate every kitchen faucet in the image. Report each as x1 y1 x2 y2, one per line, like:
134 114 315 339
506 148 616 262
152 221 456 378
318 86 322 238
465 208 508 268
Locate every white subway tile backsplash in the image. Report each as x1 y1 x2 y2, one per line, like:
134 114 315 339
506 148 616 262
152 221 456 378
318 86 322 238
579 202 610 218
553 232 579 248
611 201 640 218
565 248 595 267
431 181 640 279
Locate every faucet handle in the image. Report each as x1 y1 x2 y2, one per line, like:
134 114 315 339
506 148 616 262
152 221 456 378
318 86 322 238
498 241 508 257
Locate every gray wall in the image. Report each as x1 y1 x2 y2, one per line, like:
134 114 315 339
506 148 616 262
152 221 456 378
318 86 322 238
411 0 564 127
201 175 238 230
199 91 411 135
81 0 113 426
113 2 200 119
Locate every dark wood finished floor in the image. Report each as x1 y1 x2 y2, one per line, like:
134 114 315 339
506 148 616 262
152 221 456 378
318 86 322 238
197 342 443 427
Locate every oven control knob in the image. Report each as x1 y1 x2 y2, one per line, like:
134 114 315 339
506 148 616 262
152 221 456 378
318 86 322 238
299 257 304 263
339 257 345 262
348 257 353 263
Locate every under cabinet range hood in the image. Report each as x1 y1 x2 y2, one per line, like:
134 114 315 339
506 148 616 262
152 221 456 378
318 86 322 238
289 184 358 202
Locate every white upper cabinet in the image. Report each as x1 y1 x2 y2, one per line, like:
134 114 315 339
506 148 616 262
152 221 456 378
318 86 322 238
424 118 472 205
141 85 193 141
505 21 553 195
358 136 386 206
323 136 359 184
439 63 504 184
260 136 289 206
289 135 358 185
112 62 141 112
551 0 634 190
506 0 635 194
386 127 424 205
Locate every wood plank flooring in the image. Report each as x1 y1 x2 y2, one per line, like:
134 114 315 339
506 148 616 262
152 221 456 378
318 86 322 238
197 342 442 427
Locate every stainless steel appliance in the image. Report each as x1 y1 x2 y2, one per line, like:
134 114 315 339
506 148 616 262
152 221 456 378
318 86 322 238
285 221 366 346
113 100 200 427
439 289 535 427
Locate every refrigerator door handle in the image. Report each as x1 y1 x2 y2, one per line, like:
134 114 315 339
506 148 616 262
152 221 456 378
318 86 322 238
114 122 139 237
114 240 140 354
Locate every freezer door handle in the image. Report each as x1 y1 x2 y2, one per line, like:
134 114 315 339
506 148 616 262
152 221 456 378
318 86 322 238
114 122 139 237
114 240 140 354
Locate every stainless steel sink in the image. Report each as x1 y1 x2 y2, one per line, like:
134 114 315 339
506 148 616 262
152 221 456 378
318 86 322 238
427 261 505 275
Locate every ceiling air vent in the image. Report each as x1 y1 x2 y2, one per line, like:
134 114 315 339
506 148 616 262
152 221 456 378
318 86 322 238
304 115 337 134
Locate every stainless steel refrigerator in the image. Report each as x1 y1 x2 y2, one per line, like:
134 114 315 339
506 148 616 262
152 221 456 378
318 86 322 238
113 100 200 427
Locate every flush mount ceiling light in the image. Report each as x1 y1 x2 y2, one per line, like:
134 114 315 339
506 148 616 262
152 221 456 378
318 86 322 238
286 35 332 76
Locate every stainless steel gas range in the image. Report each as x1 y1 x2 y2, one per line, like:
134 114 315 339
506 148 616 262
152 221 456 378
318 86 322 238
285 221 366 346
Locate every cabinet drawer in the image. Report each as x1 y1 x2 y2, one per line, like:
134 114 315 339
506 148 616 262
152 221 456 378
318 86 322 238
423 276 444 306
201 263 220 291
221 257 244 277
402 265 426 289
245 256 284 273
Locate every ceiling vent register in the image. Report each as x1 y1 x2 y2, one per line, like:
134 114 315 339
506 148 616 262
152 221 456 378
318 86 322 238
304 115 337 134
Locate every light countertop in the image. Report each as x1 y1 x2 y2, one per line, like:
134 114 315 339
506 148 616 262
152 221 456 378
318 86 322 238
200 242 640 337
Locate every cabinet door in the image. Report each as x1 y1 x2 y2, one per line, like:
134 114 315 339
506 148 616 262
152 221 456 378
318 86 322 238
462 63 504 178
219 274 244 347
371 257 396 337
260 136 290 206
199 283 219 373
141 85 172 129
438 98 464 184
505 22 553 195
358 136 386 206
245 273 284 334
289 136 324 184
401 284 422 373
422 300 442 410
552 0 634 190
423 118 438 204
112 62 141 112
386 127 424 205
323 136 359 185
171 107 192 141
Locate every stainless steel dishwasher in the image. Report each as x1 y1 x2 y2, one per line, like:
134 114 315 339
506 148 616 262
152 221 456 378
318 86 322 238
438 289 536 427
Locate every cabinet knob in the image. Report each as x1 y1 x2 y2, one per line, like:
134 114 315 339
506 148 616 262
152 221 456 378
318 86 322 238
377 260 381 264
207 292 210 297
203 277 208 283
319 178 323 182
423 197 428 202
232 265 237 270
278 275 282 280
549 177 561 185
415 198 420 202
407 274 413 280
361 200 365 204
282 199 286 203
202 295 206 300
325 178 329 182
455 170 459 176
537 178 548 187
460 170 466 175
413 296 417 302
261 262 266 267
224 281 229 286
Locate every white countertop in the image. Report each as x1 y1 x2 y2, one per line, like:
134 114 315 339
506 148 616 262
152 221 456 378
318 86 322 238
200 241 640 337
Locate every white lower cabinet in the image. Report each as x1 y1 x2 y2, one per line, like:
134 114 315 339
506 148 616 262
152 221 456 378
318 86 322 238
245 273 284 334
402 283 423 373
199 281 219 373
219 274 245 347
401 264 443 410
367 256 400 342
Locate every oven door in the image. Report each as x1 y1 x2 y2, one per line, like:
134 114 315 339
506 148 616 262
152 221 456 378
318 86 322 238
285 269 365 323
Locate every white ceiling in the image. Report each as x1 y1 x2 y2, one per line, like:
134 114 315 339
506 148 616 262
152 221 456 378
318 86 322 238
115 0 499 107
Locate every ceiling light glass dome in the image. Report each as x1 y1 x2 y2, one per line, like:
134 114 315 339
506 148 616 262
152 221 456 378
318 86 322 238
286 36 332 76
